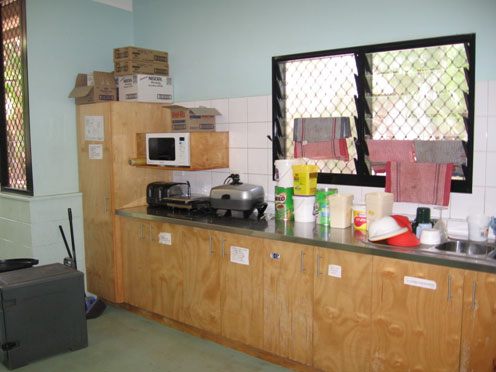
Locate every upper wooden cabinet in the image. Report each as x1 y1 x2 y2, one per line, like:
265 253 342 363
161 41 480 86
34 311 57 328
371 256 464 372
76 102 175 302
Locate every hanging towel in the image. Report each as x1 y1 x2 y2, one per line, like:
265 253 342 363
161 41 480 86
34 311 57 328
294 139 350 161
367 139 416 174
385 161 454 206
293 117 352 142
366 139 416 162
414 140 467 165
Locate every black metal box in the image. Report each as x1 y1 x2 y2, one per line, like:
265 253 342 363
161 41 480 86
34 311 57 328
0 263 88 369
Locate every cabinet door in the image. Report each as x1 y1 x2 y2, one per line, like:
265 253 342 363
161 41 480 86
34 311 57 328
460 270 496 372
263 240 313 365
148 221 183 322
120 217 153 311
77 104 116 301
371 256 463 372
218 232 264 349
313 248 373 372
181 227 221 334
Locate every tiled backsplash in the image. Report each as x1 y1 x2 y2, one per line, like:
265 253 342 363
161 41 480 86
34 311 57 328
173 80 496 238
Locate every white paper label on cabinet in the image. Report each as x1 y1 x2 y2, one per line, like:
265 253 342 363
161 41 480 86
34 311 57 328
84 116 104 141
328 264 342 278
404 276 437 290
158 232 172 245
230 246 249 265
88 144 103 160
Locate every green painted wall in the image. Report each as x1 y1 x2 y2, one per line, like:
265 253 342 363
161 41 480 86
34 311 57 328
133 0 496 102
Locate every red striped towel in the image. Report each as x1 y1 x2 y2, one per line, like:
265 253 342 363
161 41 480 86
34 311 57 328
366 140 416 162
294 139 349 161
385 162 453 206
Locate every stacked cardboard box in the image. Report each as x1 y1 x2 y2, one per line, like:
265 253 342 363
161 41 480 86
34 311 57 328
113 46 169 76
68 71 117 105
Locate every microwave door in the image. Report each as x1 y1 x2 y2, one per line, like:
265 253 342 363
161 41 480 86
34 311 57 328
149 138 176 163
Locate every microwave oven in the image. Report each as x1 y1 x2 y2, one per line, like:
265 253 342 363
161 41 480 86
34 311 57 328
146 132 190 167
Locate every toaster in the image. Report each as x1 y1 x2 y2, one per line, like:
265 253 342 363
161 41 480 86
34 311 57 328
146 182 190 207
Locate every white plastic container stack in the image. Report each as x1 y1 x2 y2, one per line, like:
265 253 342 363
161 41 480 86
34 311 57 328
365 192 394 224
328 193 354 228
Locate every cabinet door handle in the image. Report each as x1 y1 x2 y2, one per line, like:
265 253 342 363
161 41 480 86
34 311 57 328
472 281 477 310
209 235 214 255
221 238 226 259
300 251 306 273
447 275 452 302
317 255 322 277
149 225 154 242
139 224 144 240
103 196 109 213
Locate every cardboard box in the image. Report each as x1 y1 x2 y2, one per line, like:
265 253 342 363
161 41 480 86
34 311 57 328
114 60 169 76
114 46 168 63
166 105 221 132
68 71 117 105
118 74 173 103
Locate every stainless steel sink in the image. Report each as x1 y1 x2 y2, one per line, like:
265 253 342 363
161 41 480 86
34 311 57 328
434 240 494 257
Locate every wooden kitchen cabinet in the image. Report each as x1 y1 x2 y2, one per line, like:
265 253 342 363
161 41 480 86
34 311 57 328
218 232 264 349
120 216 154 312
371 256 464 372
263 240 313 366
76 102 174 302
460 270 496 372
313 248 373 372
181 227 221 334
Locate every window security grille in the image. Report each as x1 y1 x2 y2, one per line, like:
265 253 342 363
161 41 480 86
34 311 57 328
272 34 475 193
0 0 32 194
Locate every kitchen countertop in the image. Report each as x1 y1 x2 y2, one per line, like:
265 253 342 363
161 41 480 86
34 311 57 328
116 206 496 274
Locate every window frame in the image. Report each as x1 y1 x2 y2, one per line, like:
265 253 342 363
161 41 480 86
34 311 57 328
272 34 475 194
0 0 33 195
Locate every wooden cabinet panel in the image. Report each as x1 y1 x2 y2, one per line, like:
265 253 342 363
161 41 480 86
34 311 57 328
120 217 153 311
219 232 264 349
181 227 221 334
460 271 496 372
313 248 373 372
371 256 463 372
263 240 313 365
77 103 116 301
148 221 183 321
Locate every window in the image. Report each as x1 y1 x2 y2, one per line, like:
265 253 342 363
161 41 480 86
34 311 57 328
0 0 32 194
272 34 475 193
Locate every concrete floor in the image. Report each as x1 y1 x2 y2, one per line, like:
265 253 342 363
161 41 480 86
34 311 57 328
1 305 292 372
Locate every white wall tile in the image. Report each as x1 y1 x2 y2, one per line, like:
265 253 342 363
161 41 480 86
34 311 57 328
247 96 268 123
267 95 273 122
248 174 269 193
211 171 231 187
449 187 485 219
474 116 487 152
210 99 229 124
229 123 248 148
485 186 496 216
248 148 269 174
487 116 496 152
488 81 496 116
475 81 488 117
229 148 248 174
228 97 248 123
216 123 229 132
473 151 487 186
486 152 496 187
247 122 270 149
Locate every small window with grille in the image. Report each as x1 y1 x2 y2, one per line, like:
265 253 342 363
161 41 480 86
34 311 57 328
0 0 32 194
272 34 475 193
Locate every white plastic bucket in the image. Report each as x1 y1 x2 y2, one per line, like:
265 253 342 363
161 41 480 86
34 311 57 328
274 159 304 188
293 195 316 223
365 192 394 224
467 215 490 241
